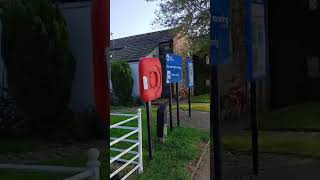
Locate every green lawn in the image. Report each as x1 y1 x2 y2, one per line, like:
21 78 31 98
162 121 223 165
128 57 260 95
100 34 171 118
179 103 210 112
258 102 320 131
192 94 210 103
139 128 208 180
0 139 44 154
0 140 108 180
223 132 320 158
110 106 209 180
182 98 320 131
0 171 68 180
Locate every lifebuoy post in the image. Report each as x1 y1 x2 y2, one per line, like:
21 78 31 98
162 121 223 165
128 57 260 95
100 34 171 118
166 54 183 127
139 57 163 159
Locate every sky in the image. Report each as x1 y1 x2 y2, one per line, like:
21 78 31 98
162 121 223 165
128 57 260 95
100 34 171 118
110 0 167 39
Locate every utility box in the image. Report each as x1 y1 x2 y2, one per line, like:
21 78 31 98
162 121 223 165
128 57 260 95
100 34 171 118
157 103 168 142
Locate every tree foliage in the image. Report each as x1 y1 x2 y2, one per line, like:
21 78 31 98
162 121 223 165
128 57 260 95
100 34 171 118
1 0 75 135
111 61 134 105
147 0 210 56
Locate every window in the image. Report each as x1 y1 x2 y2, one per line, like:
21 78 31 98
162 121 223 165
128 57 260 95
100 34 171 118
307 56 320 78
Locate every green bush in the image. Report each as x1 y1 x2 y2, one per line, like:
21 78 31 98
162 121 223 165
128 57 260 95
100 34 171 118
1 0 75 136
111 61 133 105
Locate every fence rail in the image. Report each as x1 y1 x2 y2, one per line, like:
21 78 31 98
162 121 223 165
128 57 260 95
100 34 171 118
110 108 143 180
0 148 100 180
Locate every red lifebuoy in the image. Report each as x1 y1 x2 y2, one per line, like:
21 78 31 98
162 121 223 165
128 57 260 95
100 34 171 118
139 58 162 102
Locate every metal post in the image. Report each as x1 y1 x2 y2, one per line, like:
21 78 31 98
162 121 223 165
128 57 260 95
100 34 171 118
169 83 173 131
188 87 191 117
146 102 153 159
250 81 259 175
137 108 143 173
175 83 180 126
210 65 222 180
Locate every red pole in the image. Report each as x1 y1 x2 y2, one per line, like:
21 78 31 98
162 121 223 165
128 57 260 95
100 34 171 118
91 0 110 123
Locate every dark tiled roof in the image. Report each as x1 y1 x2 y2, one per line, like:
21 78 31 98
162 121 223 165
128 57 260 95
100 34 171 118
110 29 176 62
110 43 158 62
111 29 175 50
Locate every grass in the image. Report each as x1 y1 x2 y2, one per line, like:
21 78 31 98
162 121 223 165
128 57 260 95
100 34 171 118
192 94 210 103
223 132 320 158
258 102 320 130
110 106 209 180
184 96 320 131
0 139 44 154
0 148 108 180
0 171 68 180
179 103 210 112
0 138 108 180
177 94 210 112
139 128 208 180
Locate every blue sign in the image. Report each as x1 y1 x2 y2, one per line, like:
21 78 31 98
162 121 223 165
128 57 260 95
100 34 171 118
246 0 268 81
166 53 182 83
210 0 232 65
186 59 194 87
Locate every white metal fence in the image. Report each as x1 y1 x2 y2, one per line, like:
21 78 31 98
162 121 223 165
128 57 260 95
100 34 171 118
0 148 100 180
110 108 143 180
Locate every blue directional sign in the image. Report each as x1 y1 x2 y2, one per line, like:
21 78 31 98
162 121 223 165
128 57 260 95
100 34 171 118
210 0 232 65
246 0 268 81
186 59 194 87
166 53 182 83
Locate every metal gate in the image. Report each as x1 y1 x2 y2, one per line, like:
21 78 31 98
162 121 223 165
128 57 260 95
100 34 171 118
110 109 143 179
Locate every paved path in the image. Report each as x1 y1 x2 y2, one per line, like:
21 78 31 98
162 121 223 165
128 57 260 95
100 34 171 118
193 145 210 180
171 109 320 180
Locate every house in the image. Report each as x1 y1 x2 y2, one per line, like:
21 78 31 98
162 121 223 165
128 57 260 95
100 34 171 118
110 29 191 98
0 0 109 114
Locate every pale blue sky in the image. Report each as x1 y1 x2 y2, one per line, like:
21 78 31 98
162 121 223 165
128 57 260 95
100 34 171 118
110 0 167 39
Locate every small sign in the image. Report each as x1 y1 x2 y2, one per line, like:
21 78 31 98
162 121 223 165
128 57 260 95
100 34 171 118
246 0 268 81
186 59 194 87
166 53 182 83
143 76 149 90
210 0 232 65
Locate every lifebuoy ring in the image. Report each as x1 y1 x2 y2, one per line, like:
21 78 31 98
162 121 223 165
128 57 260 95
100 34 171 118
139 58 162 102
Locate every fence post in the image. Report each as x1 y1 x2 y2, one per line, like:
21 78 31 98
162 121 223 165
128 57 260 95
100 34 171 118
86 148 100 180
137 108 143 174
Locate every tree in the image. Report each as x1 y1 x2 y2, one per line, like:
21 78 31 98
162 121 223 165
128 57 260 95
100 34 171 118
146 0 210 56
1 0 75 135
111 61 133 105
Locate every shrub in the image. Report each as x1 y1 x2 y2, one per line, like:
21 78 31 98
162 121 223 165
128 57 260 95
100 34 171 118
111 61 133 105
1 0 75 136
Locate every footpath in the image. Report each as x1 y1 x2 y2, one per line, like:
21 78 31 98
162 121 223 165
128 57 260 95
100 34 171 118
173 110 320 180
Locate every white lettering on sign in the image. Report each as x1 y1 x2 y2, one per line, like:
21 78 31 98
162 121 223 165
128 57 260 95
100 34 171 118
143 76 149 90
212 16 229 26
166 65 182 70
166 54 175 61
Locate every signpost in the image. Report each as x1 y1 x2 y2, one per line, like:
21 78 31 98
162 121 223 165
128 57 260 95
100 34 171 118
246 0 268 175
166 53 182 127
186 58 194 117
210 0 232 179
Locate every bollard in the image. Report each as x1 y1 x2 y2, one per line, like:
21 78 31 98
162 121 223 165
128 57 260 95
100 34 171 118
157 103 168 143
